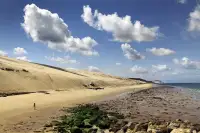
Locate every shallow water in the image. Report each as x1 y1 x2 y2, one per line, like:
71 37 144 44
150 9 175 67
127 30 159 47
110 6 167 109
165 83 200 100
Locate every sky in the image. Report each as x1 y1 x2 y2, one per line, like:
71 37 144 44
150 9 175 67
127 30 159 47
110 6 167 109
0 0 200 83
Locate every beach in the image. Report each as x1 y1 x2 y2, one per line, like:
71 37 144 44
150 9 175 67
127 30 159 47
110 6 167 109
0 84 152 133
1 84 200 132
95 85 200 124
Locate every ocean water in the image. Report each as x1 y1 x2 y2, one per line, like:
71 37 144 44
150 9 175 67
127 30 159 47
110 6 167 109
165 83 200 100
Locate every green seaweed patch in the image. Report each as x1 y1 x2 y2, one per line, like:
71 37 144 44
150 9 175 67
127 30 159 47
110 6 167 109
52 104 124 133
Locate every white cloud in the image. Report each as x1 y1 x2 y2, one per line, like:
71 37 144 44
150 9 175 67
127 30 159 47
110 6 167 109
188 6 200 32
13 47 27 55
16 56 30 62
66 67 77 70
173 57 200 69
173 58 180 64
146 47 175 56
121 43 145 60
45 56 78 64
116 62 121 66
88 66 101 72
130 65 148 74
81 5 160 42
0 50 8 56
172 70 183 75
152 64 171 72
177 0 187 4
22 4 98 56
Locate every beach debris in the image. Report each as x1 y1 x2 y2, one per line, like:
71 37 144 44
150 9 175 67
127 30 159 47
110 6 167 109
83 82 104 90
22 69 29 72
0 67 29 73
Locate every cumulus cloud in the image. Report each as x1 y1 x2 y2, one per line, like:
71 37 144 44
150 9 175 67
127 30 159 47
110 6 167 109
130 65 148 74
177 0 187 4
173 57 200 69
188 6 200 32
121 43 145 60
152 64 171 72
81 5 160 42
45 56 78 64
13 47 27 55
116 62 121 66
22 4 98 56
88 66 101 72
0 50 8 56
16 56 30 62
146 47 175 56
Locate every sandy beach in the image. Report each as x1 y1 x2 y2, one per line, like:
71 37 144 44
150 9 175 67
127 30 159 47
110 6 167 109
0 84 152 133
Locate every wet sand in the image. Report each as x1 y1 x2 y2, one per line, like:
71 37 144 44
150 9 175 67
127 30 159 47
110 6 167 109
95 85 200 124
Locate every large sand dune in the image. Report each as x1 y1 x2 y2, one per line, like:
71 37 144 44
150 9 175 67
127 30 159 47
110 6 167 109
0 56 145 93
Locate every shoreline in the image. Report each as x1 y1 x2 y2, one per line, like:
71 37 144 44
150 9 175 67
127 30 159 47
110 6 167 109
95 85 200 124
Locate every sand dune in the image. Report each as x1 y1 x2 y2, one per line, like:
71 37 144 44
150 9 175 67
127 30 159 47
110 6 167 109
0 56 145 93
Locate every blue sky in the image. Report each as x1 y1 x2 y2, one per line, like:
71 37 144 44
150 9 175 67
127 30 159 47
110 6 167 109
0 0 200 82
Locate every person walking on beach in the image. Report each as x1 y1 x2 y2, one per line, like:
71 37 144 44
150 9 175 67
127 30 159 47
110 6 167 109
33 103 36 110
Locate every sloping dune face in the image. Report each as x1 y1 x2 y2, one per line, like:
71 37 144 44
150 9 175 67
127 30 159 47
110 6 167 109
0 56 145 93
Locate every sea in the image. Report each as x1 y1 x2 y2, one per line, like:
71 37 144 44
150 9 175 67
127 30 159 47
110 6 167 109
165 83 200 100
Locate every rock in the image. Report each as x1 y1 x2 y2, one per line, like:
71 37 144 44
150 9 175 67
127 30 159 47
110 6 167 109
90 82 95 87
171 128 192 133
184 120 190 124
126 129 134 133
70 126 82 133
180 123 188 129
88 128 98 133
134 123 148 132
168 122 180 129
44 127 57 132
176 119 183 123
84 119 92 128
34 128 44 133
5 68 14 72
44 123 53 127
97 120 110 129
97 129 105 133
107 114 118 122
51 120 60 126
135 131 147 133
193 130 197 133
104 129 113 133
126 122 136 129
22 69 29 72
147 123 170 133
121 125 129 132
116 129 125 133
109 121 127 132
192 124 200 132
